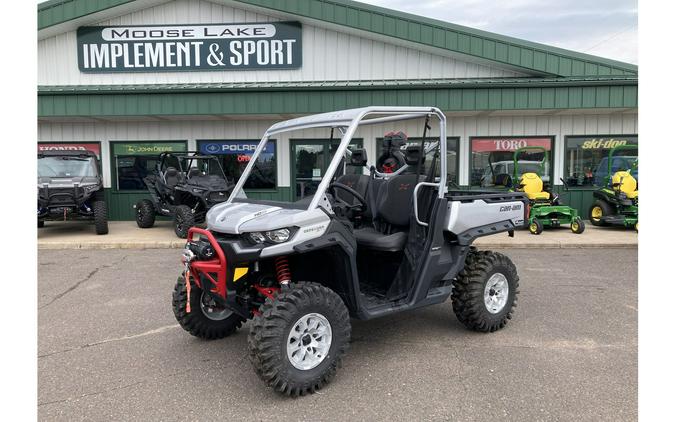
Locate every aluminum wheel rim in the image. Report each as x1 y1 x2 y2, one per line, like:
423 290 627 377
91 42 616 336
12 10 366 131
484 273 509 314
199 292 233 321
286 313 332 371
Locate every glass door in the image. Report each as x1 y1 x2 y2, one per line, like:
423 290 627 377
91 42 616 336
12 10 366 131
291 139 363 200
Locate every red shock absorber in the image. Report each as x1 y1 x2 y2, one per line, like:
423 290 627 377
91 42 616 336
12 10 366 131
275 256 291 285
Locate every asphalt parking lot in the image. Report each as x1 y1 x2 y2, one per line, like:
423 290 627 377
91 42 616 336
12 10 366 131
38 248 637 421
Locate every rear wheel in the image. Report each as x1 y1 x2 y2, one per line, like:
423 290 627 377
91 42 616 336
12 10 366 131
528 219 543 235
135 199 156 228
172 275 244 339
589 200 612 226
248 282 351 396
570 218 585 234
173 205 195 238
452 250 519 332
92 196 109 235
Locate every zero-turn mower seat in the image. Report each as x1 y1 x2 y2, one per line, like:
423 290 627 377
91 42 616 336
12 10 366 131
519 172 550 201
612 171 638 199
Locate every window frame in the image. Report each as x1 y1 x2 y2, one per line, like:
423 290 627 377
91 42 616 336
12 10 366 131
109 140 187 193
197 139 279 192
563 134 638 190
469 135 556 189
374 136 460 184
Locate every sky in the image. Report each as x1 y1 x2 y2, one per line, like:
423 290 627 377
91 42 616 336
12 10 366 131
359 0 638 64
37 0 638 64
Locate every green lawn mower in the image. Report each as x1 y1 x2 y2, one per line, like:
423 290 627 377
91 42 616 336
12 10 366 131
508 147 584 235
588 144 638 231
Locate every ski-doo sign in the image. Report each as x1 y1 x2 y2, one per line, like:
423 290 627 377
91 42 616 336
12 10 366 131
77 22 302 72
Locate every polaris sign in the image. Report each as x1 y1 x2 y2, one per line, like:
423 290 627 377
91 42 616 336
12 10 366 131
77 22 302 73
199 141 275 155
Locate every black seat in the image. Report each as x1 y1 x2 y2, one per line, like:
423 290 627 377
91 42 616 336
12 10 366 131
187 167 203 179
335 149 369 206
164 167 182 187
354 145 424 252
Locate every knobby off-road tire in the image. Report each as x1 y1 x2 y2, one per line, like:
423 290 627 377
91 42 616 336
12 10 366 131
173 205 195 238
92 192 109 235
452 250 519 332
172 276 244 339
248 282 351 397
589 200 612 226
135 199 156 228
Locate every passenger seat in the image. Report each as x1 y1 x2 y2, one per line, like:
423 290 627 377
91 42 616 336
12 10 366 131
354 146 425 252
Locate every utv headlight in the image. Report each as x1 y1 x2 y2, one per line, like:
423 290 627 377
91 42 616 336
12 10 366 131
247 228 293 245
82 184 99 193
265 228 291 243
248 232 267 244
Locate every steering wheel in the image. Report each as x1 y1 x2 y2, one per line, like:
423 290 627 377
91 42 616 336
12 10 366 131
328 182 368 213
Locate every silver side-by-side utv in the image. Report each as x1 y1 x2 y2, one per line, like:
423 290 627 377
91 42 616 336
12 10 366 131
172 107 528 396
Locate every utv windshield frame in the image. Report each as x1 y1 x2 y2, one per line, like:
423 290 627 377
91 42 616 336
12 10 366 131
227 107 448 210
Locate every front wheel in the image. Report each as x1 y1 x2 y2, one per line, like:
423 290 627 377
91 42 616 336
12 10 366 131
172 276 244 339
452 250 519 332
528 219 543 235
92 198 109 235
173 205 195 238
248 282 351 397
589 200 612 226
135 199 156 228
570 218 585 234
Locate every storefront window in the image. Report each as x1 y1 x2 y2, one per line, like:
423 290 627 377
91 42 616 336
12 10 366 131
564 135 638 188
470 137 553 188
198 140 277 190
375 137 459 185
112 141 186 190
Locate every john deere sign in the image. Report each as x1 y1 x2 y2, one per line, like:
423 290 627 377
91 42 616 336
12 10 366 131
77 22 302 72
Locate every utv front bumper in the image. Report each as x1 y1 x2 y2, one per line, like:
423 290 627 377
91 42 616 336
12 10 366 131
183 228 263 318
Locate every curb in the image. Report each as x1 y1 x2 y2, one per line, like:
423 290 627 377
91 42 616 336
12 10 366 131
38 241 637 250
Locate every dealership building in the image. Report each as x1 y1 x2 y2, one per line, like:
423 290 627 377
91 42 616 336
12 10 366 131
38 0 638 220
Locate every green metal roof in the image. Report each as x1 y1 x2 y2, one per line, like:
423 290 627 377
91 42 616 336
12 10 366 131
38 76 637 94
38 79 637 118
38 0 637 78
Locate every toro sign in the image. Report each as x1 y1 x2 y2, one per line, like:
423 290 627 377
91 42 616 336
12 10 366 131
472 137 552 152
77 22 302 72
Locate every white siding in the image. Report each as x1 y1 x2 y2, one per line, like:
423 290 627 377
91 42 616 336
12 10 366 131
38 112 638 188
38 0 525 86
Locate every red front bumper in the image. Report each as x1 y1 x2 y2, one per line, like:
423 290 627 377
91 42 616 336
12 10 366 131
185 227 228 299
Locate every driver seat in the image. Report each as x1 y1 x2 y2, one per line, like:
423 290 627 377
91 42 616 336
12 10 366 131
519 172 550 200
334 149 370 206
164 167 182 188
612 171 638 198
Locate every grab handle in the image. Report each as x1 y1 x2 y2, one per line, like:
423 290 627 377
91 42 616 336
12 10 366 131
413 182 440 227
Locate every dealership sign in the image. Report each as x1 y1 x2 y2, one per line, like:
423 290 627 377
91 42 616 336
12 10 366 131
38 142 101 157
566 135 638 150
77 22 302 73
112 142 186 155
472 137 552 152
199 140 274 159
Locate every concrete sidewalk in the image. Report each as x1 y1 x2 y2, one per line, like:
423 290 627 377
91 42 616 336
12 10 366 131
37 220 637 250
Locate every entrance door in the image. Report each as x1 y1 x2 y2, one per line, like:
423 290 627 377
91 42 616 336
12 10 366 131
291 139 363 200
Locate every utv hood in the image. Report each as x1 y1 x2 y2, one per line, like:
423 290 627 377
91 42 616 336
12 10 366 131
186 175 230 191
206 201 329 235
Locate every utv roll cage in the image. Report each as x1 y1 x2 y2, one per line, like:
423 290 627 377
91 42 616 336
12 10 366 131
229 106 448 218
